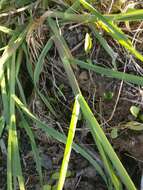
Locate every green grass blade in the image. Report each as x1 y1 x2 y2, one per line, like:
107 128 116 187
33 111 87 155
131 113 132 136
15 49 27 105
0 116 5 138
57 96 80 190
19 114 43 187
71 59 143 86
106 9 143 22
77 94 136 190
0 27 28 83
22 43 34 80
34 38 53 85
33 38 57 117
13 95 107 183
8 54 25 190
66 0 80 13
48 18 81 96
79 0 143 62
95 133 122 190
0 70 9 123
90 25 117 70
0 25 13 35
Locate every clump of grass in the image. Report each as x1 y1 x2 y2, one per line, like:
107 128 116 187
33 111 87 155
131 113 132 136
0 0 143 189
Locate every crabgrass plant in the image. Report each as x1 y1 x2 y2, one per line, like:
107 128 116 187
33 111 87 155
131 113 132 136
1 0 143 189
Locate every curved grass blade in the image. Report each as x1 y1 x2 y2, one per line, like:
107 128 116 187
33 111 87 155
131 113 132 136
48 18 80 96
90 25 117 70
79 0 143 62
77 94 136 190
48 18 132 189
57 96 80 190
0 27 28 83
71 59 143 86
94 132 122 190
33 38 57 117
13 94 107 184
19 114 43 187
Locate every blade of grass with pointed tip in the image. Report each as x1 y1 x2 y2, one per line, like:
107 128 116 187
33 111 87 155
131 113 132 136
33 38 57 117
90 25 117 70
71 59 143 86
12 94 107 183
77 94 136 190
0 26 29 83
57 96 80 190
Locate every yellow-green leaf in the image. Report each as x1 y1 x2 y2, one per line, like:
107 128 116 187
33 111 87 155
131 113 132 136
84 33 92 53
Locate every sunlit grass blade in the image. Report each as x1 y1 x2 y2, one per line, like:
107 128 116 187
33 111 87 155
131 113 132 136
106 9 143 22
7 53 25 190
57 96 80 190
48 17 134 189
0 27 28 83
0 70 9 123
79 0 143 63
77 94 136 190
71 59 143 86
0 25 13 35
13 94 107 183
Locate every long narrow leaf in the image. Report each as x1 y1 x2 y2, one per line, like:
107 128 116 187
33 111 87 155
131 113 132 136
71 59 143 86
57 96 80 190
77 94 136 190
79 0 143 62
13 94 107 183
34 38 57 117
